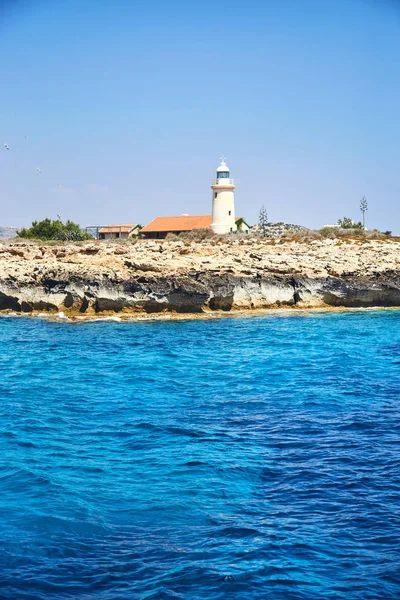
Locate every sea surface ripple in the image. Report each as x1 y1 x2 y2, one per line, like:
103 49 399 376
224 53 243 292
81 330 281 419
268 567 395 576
0 311 400 599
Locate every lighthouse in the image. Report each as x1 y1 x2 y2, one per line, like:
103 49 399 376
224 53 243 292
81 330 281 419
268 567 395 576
211 157 236 234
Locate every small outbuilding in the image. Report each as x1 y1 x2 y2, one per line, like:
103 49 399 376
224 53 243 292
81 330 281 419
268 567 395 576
98 224 141 240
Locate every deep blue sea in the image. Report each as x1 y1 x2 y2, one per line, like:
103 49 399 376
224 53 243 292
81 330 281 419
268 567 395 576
0 311 400 600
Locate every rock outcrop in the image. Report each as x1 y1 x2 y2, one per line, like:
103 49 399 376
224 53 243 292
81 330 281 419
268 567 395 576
251 221 307 238
1 238 400 318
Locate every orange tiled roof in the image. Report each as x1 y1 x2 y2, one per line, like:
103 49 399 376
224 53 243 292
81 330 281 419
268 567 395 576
99 224 138 234
141 215 213 233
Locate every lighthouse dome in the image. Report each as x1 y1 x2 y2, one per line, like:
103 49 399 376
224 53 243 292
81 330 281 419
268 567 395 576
216 158 229 173
216 157 231 179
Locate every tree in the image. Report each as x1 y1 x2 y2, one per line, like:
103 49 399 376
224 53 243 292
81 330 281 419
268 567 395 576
360 196 368 229
258 205 269 236
337 217 364 230
18 218 93 241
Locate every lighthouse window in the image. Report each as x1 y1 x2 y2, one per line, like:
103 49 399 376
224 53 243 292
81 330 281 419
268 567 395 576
214 192 217 199
217 171 230 179
229 211 231 215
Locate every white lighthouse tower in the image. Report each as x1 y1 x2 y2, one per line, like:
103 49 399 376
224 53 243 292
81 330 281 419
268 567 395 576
211 157 236 234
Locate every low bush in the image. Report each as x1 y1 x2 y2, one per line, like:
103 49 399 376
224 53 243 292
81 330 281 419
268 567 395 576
364 230 388 240
319 226 340 238
18 218 92 241
280 229 322 242
179 228 216 241
318 227 389 241
165 232 179 241
336 228 365 238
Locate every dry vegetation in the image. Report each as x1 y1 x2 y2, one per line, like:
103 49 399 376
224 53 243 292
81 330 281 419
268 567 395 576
279 227 390 243
3 226 393 247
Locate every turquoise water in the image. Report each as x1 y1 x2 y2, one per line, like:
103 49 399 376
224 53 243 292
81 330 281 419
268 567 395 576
0 311 399 599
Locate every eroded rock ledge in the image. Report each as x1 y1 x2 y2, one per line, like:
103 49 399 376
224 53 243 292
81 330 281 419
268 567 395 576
1 238 400 317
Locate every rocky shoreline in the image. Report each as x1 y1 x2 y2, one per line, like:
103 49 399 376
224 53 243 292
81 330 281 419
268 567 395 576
1 238 400 318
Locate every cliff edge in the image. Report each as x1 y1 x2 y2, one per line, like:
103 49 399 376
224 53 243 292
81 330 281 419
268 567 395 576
1 237 400 317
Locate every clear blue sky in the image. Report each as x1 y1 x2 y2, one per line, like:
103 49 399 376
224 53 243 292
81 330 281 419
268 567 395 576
1 0 399 231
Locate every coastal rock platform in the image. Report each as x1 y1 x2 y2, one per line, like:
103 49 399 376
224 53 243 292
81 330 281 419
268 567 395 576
1 238 400 318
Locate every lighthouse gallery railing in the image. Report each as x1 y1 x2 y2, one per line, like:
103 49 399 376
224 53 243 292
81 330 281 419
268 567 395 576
211 178 235 186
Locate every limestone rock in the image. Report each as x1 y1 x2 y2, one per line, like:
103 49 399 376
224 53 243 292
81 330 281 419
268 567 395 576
0 238 399 316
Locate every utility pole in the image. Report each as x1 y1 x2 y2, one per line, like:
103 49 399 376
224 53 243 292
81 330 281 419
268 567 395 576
360 196 368 230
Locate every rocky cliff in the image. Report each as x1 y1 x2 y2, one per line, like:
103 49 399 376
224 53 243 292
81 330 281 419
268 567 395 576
1 238 400 318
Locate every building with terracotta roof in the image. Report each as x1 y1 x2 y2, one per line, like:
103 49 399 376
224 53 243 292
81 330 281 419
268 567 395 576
141 215 212 239
141 214 249 239
98 224 141 240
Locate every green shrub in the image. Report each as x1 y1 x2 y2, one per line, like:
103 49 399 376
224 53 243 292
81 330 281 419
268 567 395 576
18 218 93 241
337 217 364 230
